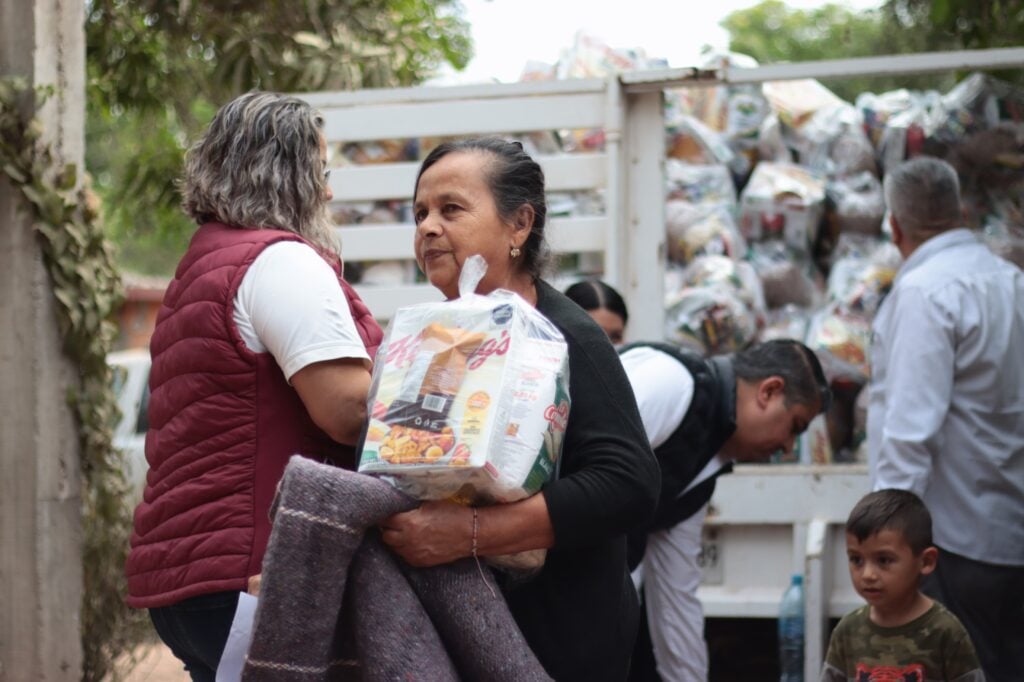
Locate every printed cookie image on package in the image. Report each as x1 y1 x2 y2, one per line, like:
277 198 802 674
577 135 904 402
358 256 571 504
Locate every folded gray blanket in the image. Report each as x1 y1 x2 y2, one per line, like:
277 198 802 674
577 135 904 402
242 456 551 682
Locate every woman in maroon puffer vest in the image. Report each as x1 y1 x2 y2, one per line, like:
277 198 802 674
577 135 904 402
124 92 383 681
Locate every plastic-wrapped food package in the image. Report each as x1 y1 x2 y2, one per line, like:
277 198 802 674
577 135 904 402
805 304 872 382
859 89 946 173
758 113 794 164
858 89 917 148
747 240 823 309
725 90 769 145
359 257 570 504
758 305 812 343
518 60 556 81
667 115 748 176
668 85 729 134
668 51 764 139
826 172 886 236
763 79 846 129
683 255 766 317
786 103 877 178
792 413 833 465
983 217 1024 269
664 161 743 265
667 203 748 265
664 285 758 356
553 31 647 80
834 230 894 264
667 161 737 206
827 236 900 318
738 162 826 250
723 87 770 172
829 128 879 178
828 260 880 315
936 73 1002 146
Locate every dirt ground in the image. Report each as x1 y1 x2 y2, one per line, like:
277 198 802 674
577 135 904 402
115 642 188 682
114 618 806 681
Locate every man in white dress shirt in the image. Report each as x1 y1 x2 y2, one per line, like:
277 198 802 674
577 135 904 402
868 156 1024 682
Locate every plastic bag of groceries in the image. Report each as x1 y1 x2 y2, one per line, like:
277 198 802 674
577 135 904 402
738 162 826 251
666 161 738 208
788 413 833 465
747 240 823 310
682 255 767 317
857 88 946 173
786 103 877 178
664 285 758 357
826 235 901 318
758 113 794 164
667 203 748 265
983 215 1024 269
664 162 745 265
663 113 737 167
805 303 872 383
358 256 571 504
936 73 1002 146
826 172 886 237
758 304 812 344
763 78 845 127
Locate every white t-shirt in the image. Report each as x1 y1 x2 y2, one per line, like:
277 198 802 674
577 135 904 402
232 241 369 381
619 346 727 494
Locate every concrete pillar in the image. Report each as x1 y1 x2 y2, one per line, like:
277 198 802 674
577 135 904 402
0 0 86 679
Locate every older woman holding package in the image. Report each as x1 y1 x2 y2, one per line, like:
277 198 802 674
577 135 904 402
380 138 660 681
124 92 382 680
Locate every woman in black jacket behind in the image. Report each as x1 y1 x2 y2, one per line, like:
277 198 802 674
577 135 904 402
379 137 660 681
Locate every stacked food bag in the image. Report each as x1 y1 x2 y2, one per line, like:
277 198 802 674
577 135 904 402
358 257 571 504
333 33 1024 464
637 64 1016 461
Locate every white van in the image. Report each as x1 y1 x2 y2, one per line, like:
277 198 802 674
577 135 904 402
108 349 150 501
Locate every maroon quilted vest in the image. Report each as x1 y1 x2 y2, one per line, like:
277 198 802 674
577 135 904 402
125 223 382 608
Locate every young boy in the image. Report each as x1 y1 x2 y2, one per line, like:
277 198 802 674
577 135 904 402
821 489 983 682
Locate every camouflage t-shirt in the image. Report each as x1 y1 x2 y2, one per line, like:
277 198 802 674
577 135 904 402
820 601 984 682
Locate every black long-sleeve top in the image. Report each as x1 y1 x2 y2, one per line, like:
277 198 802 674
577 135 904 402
500 280 661 682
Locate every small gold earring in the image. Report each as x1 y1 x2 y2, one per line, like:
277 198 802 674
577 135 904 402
510 246 521 258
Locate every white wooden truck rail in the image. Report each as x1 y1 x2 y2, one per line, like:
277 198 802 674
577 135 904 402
306 77 629 321
302 46 1023 678
700 464 870 679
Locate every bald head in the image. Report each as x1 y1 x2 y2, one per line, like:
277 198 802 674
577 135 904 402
883 157 963 242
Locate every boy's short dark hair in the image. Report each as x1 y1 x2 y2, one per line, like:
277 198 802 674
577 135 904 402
846 489 933 555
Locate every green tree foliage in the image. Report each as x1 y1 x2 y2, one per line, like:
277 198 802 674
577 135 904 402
885 0 1024 85
720 0 954 102
86 0 472 275
888 0 1024 49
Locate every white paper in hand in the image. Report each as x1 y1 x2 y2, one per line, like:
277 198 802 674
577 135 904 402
215 592 258 682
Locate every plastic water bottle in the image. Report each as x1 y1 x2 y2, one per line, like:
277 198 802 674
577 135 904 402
778 574 805 682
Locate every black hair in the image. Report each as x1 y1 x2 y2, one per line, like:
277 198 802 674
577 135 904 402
415 137 549 279
563 280 629 326
733 339 831 413
846 489 933 555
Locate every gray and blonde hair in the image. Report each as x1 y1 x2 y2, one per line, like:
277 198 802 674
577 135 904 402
883 157 962 242
182 91 337 255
